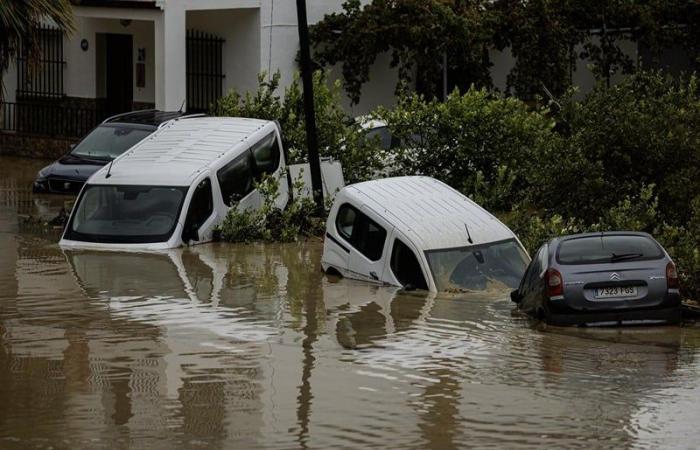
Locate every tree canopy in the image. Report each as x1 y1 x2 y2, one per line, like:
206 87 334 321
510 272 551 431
310 0 700 102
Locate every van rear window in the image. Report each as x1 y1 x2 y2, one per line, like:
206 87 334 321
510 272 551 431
557 235 663 265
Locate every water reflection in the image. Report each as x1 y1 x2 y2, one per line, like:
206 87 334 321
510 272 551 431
2 155 700 449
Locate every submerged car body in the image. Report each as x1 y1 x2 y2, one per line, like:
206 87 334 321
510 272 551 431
33 110 185 194
512 232 682 326
322 176 530 293
60 117 291 251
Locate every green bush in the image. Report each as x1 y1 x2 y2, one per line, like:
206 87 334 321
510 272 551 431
215 171 325 244
376 87 558 211
539 72 700 222
214 71 385 184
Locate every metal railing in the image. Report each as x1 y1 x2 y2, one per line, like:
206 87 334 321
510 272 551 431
16 25 65 99
0 101 106 138
186 29 225 113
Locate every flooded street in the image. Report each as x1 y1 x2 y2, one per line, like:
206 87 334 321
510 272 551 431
1 156 700 449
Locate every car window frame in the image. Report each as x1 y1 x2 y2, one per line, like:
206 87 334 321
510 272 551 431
390 237 428 290
182 177 214 241
335 203 387 262
216 151 256 207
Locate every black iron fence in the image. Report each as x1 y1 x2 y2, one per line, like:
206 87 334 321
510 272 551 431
1 101 106 138
16 25 65 99
186 29 225 113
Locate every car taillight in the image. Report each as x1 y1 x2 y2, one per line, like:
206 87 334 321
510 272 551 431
546 268 563 297
666 262 679 290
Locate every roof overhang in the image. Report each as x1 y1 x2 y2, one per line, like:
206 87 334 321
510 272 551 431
71 1 159 9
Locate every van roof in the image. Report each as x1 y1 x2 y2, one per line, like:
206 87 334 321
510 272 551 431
342 176 516 251
87 117 275 186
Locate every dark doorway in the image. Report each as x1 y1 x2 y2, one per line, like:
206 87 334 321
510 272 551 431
105 34 133 115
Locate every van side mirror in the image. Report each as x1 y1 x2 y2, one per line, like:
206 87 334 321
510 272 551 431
510 290 522 304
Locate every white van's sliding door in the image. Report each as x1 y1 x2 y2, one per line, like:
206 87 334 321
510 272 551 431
216 152 261 213
335 203 393 284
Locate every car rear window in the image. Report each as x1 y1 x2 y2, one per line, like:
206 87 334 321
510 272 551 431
557 235 664 265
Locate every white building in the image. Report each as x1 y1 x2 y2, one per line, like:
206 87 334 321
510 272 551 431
2 0 396 117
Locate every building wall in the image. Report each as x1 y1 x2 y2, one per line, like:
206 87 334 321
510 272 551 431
260 0 399 116
186 8 261 98
65 17 156 104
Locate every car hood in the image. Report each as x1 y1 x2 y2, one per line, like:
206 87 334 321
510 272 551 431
41 155 108 180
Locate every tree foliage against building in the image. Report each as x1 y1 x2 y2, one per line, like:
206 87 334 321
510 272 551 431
310 0 700 102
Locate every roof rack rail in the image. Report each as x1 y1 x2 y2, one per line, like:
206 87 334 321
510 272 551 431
156 113 207 129
101 109 158 124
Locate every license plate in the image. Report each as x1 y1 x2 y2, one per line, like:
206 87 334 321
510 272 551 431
594 286 637 299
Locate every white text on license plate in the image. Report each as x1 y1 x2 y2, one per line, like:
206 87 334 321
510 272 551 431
594 286 637 299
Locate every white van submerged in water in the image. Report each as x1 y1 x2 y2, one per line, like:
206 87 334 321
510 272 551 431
322 176 530 292
60 117 342 251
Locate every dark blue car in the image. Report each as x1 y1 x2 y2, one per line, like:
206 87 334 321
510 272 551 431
511 232 682 326
33 110 185 195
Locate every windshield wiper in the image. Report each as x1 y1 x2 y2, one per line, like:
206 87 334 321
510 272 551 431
610 252 643 263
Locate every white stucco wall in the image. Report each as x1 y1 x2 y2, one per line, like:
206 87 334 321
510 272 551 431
260 0 398 116
65 16 156 103
186 8 261 97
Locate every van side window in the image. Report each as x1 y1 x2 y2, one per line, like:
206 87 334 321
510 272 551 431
390 239 428 290
251 132 281 179
335 204 387 261
183 178 213 240
217 153 254 206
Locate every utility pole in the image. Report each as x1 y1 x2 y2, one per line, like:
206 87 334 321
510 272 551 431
295 0 324 213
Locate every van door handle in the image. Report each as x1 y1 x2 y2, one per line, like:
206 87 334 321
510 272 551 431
369 271 378 280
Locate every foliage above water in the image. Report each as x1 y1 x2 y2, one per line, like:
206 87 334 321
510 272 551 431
214 69 700 300
215 171 325 244
213 71 386 184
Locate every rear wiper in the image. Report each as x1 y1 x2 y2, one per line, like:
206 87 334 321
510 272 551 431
610 252 643 263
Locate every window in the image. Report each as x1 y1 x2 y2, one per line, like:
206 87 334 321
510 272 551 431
251 132 281 179
71 124 152 160
65 185 187 244
336 205 357 240
557 234 664 265
217 153 254 206
335 204 387 261
425 239 529 292
17 25 65 98
390 239 428 290
182 178 213 241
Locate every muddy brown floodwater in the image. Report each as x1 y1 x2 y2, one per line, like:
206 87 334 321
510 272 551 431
1 155 700 449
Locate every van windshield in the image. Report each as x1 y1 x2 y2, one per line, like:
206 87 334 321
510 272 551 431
425 239 529 292
65 185 187 244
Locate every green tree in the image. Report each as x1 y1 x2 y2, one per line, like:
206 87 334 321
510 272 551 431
310 0 495 103
0 0 74 103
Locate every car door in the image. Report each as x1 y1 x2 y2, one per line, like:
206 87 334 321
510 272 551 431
216 151 260 212
181 177 217 245
334 203 393 283
519 245 545 314
384 229 429 290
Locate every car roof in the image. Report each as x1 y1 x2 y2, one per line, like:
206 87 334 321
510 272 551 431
103 109 185 127
339 176 517 251
88 117 275 187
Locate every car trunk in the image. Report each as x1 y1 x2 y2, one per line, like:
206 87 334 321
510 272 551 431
560 261 668 311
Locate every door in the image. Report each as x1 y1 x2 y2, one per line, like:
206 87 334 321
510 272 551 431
333 203 392 283
105 34 133 115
